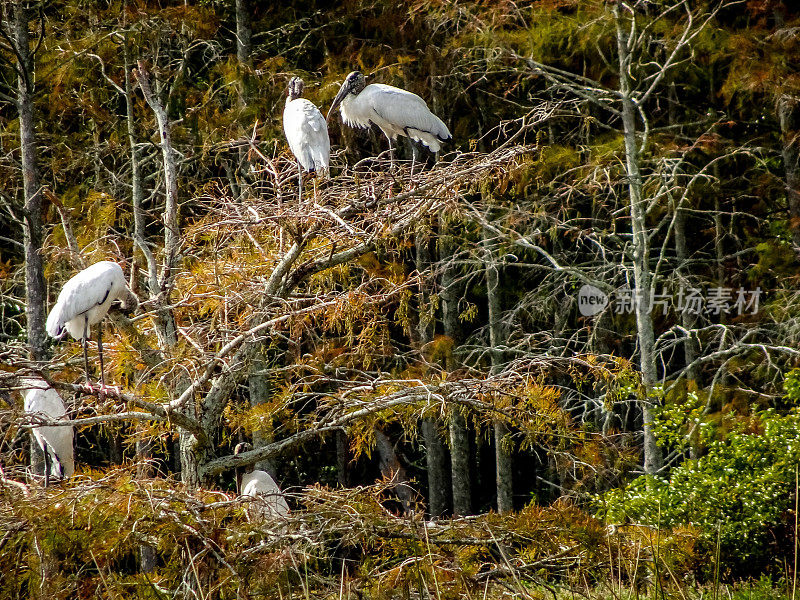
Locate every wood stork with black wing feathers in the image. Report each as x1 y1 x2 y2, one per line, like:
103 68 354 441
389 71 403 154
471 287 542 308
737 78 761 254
22 379 74 486
46 261 138 388
327 70 452 170
283 76 330 202
234 442 290 522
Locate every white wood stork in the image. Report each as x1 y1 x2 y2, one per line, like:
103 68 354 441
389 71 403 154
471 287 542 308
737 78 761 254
46 261 138 388
234 442 290 522
283 76 330 202
327 71 452 169
22 380 74 486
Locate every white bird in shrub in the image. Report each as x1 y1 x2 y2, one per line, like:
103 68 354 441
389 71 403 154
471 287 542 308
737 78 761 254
283 76 330 202
22 380 74 486
327 70 451 169
46 261 138 388
234 442 290 522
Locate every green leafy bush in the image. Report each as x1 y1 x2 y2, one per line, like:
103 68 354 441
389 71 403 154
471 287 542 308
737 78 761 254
598 408 800 576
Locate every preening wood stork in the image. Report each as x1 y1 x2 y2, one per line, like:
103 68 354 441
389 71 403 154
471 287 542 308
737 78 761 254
22 380 74 486
283 76 330 202
46 261 138 388
327 71 452 169
234 442 290 522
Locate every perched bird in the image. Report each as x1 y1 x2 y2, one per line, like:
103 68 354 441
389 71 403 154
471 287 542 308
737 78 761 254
22 380 74 486
327 70 452 169
283 76 330 202
46 261 138 388
234 442 290 522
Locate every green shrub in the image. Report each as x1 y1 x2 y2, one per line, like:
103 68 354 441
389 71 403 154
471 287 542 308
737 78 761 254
598 408 800 576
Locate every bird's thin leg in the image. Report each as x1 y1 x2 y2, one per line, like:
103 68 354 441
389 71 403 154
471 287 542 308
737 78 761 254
43 442 51 487
97 323 105 388
410 143 419 179
297 160 303 204
385 133 394 171
82 317 91 386
54 450 63 479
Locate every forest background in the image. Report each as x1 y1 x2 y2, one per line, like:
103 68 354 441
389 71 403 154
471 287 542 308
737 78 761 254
1 0 800 598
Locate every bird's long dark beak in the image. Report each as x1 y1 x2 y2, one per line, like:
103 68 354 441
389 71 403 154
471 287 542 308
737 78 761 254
327 83 348 122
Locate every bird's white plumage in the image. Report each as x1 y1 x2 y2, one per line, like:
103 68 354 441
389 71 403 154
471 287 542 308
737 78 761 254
46 261 129 340
23 384 74 480
338 83 451 152
240 469 290 522
283 97 330 173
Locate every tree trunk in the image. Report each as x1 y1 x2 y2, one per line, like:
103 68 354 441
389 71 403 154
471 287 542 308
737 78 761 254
14 2 47 363
420 419 449 516
415 228 450 517
13 14 53 593
670 75 703 459
13 17 53 594
249 354 278 476
134 61 181 350
121 29 159 572
675 205 702 458
374 428 414 513
235 0 253 98
778 95 800 250
141 68 180 299
439 216 472 515
123 36 158 294
134 61 199 489
336 430 349 487
482 218 513 513
136 438 157 572
614 6 662 475
235 0 253 189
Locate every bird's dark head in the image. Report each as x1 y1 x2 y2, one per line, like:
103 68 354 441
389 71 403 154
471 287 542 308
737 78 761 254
287 77 305 102
234 442 253 456
118 287 139 313
344 71 366 94
327 71 367 121
233 442 253 494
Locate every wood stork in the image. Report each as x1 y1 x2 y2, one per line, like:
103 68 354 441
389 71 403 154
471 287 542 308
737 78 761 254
234 442 290 522
327 71 452 170
22 380 74 486
46 261 138 388
283 76 330 202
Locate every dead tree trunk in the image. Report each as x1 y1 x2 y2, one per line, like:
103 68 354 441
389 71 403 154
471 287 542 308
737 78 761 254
134 61 200 490
123 41 157 294
614 6 662 475
13 2 47 363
